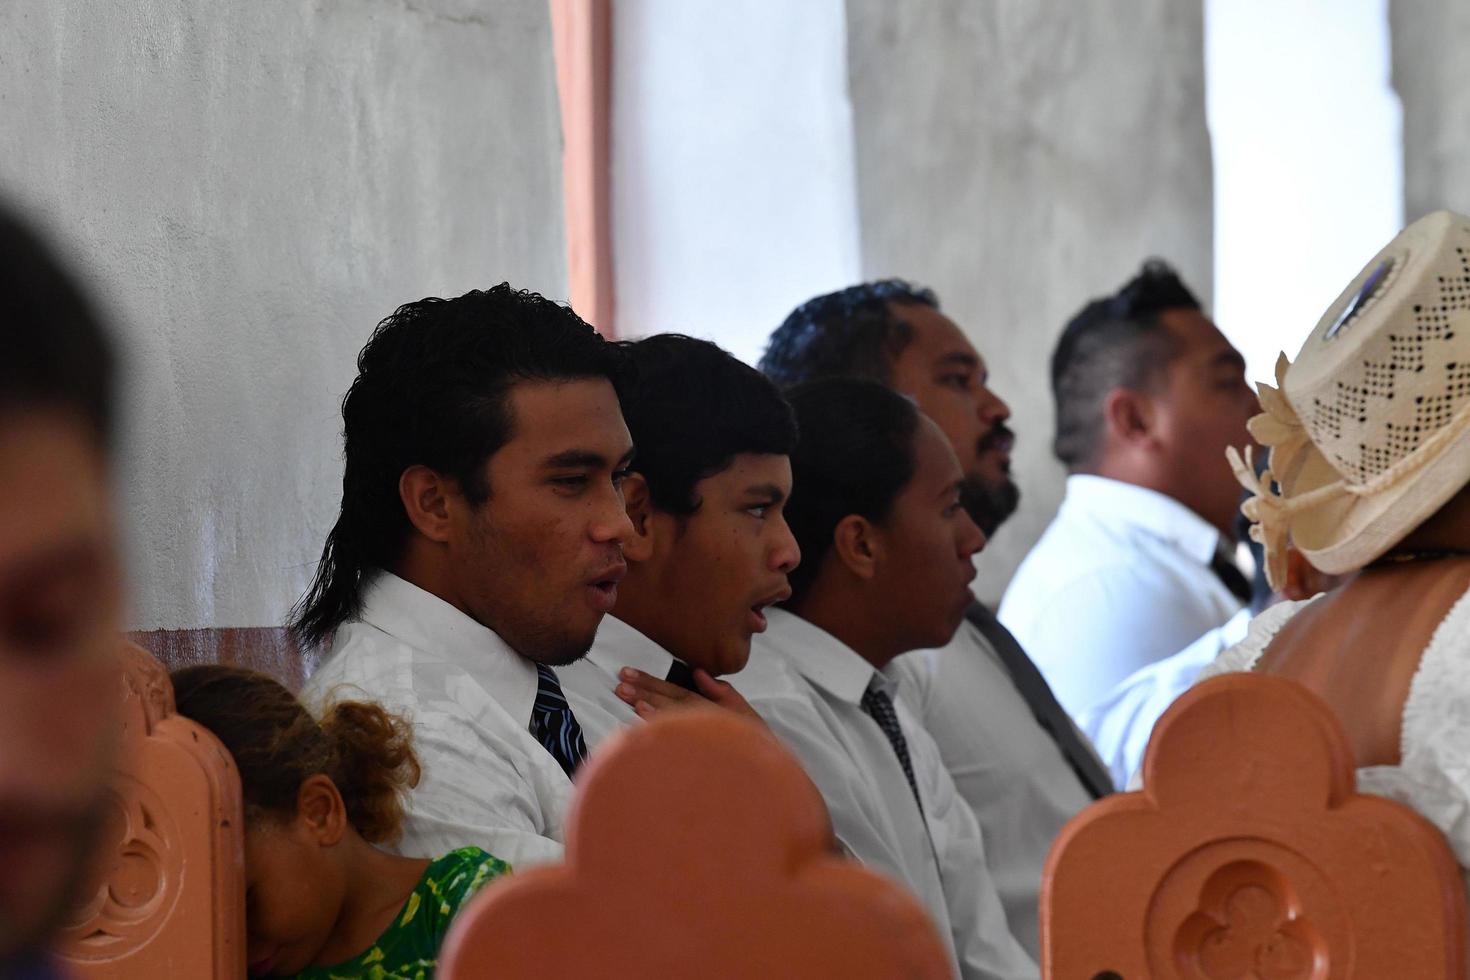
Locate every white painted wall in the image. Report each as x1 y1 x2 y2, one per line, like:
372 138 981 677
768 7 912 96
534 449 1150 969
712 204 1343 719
0 0 567 629
611 0 863 365
1207 0 1403 384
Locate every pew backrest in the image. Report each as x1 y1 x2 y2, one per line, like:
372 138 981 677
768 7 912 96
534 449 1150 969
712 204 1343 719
1041 672 1467 979
439 709 955 979
56 642 247 979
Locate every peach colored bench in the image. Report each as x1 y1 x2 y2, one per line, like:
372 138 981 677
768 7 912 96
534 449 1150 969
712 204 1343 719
1041 673 1467 979
440 709 954 979
56 641 246 979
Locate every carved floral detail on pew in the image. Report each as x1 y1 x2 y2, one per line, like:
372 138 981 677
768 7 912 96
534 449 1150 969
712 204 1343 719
63 781 179 957
1041 674 1467 980
1177 861 1318 980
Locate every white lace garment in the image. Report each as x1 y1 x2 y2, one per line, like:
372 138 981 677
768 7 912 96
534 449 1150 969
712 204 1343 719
1199 589 1470 882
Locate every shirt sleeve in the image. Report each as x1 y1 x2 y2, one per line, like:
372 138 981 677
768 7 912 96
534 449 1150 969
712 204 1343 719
918 732 1041 980
1006 563 1216 719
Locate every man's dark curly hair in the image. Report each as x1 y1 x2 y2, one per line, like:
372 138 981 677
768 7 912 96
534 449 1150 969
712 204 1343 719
289 284 626 648
618 334 796 516
759 279 938 387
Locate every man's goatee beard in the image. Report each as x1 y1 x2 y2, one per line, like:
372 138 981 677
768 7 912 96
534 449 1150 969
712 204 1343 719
960 474 1020 538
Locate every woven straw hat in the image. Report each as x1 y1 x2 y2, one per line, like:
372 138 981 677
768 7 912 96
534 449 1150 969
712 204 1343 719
1230 210 1470 588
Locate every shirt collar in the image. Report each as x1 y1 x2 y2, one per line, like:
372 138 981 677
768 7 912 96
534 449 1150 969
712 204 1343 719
759 608 886 705
586 614 677 680
1062 474 1223 565
355 570 540 724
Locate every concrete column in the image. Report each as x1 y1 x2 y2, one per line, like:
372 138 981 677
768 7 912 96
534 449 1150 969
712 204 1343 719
844 0 1213 601
1390 0 1470 222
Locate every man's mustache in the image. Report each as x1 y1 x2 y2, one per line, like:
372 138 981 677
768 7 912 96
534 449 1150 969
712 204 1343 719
978 422 1015 454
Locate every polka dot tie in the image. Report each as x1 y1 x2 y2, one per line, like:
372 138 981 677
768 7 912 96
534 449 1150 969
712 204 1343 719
529 663 588 778
861 682 924 817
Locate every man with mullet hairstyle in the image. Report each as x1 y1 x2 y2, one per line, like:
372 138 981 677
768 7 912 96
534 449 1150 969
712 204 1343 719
295 285 633 869
560 335 800 730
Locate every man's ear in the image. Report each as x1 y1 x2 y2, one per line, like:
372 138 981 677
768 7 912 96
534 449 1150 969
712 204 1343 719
830 514 880 582
399 465 456 543
1102 387 1156 448
621 473 655 563
295 773 348 847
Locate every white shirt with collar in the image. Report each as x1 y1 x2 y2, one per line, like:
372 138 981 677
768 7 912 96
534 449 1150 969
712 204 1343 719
998 474 1243 721
736 608 1039 980
1076 607 1251 789
884 618 1095 960
299 571 623 870
557 613 669 740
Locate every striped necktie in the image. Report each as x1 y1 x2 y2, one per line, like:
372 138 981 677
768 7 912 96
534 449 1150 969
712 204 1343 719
529 663 588 778
861 681 924 817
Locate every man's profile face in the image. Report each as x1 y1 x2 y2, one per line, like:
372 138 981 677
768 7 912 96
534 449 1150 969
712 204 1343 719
869 417 987 655
640 453 799 676
449 379 635 666
1151 308 1257 537
887 302 1019 536
0 411 121 961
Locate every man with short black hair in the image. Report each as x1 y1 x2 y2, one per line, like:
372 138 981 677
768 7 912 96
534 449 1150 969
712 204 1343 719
0 204 123 977
761 282 1109 960
736 378 1037 980
559 334 800 727
296 285 633 868
1000 260 1257 734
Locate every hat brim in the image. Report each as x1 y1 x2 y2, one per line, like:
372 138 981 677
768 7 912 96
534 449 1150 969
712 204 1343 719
1289 420 1470 574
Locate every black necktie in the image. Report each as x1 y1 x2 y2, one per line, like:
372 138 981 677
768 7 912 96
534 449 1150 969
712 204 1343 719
861 681 924 816
967 602 1116 799
665 659 699 692
528 663 588 778
1211 549 1253 604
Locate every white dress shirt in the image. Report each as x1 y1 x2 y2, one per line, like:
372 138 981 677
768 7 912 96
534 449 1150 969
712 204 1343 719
884 620 1095 960
300 571 623 869
1076 607 1251 789
557 614 665 740
736 608 1039 980
998 475 1243 720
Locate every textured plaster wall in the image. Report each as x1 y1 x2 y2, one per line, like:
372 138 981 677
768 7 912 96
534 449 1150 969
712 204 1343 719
0 0 566 628
1391 0 1470 222
845 0 1213 603
612 0 862 367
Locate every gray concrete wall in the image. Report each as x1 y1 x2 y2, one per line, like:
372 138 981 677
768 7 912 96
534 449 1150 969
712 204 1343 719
845 0 1213 603
0 0 566 628
1390 0 1470 222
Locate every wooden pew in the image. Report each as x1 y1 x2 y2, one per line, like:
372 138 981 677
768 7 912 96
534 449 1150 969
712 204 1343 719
56 642 246 979
1041 673 1467 979
129 626 318 692
439 709 955 979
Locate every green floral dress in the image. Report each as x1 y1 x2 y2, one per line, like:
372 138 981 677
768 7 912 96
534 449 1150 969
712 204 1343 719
291 847 510 980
